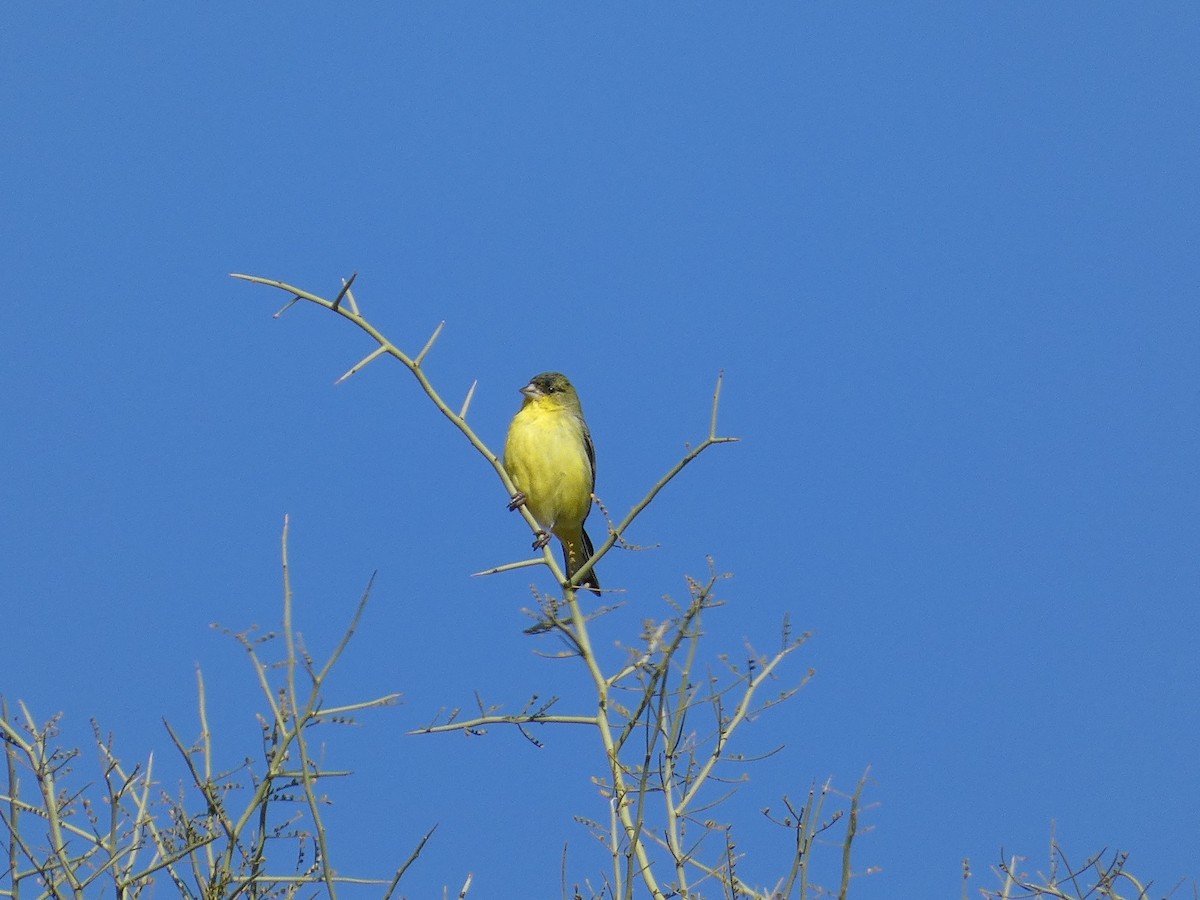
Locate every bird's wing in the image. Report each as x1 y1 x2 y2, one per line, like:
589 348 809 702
582 419 597 494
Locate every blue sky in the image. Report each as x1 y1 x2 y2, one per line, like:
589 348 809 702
2 4 1197 897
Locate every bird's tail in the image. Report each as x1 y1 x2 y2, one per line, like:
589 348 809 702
563 527 601 596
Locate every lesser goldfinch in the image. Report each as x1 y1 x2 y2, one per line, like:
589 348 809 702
504 372 601 595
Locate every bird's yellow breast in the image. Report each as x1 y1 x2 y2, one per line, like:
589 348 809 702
504 401 593 538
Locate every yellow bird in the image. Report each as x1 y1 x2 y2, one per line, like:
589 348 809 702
504 372 601 595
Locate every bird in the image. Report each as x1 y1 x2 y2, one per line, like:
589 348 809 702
504 372 601 595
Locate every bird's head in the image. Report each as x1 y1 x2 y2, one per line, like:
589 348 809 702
519 372 582 411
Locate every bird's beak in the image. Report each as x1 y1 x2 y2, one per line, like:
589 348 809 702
519 382 541 400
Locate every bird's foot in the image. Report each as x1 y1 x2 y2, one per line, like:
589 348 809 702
531 529 552 550
507 491 527 512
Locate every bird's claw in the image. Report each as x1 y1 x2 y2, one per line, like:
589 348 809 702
507 491 527 512
531 530 551 550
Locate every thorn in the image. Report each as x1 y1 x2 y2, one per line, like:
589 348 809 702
415 320 445 367
273 296 301 319
340 276 360 315
710 369 726 438
331 272 357 311
335 345 388 384
459 379 478 419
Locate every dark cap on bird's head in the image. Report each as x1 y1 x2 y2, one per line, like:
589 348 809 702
520 372 575 400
